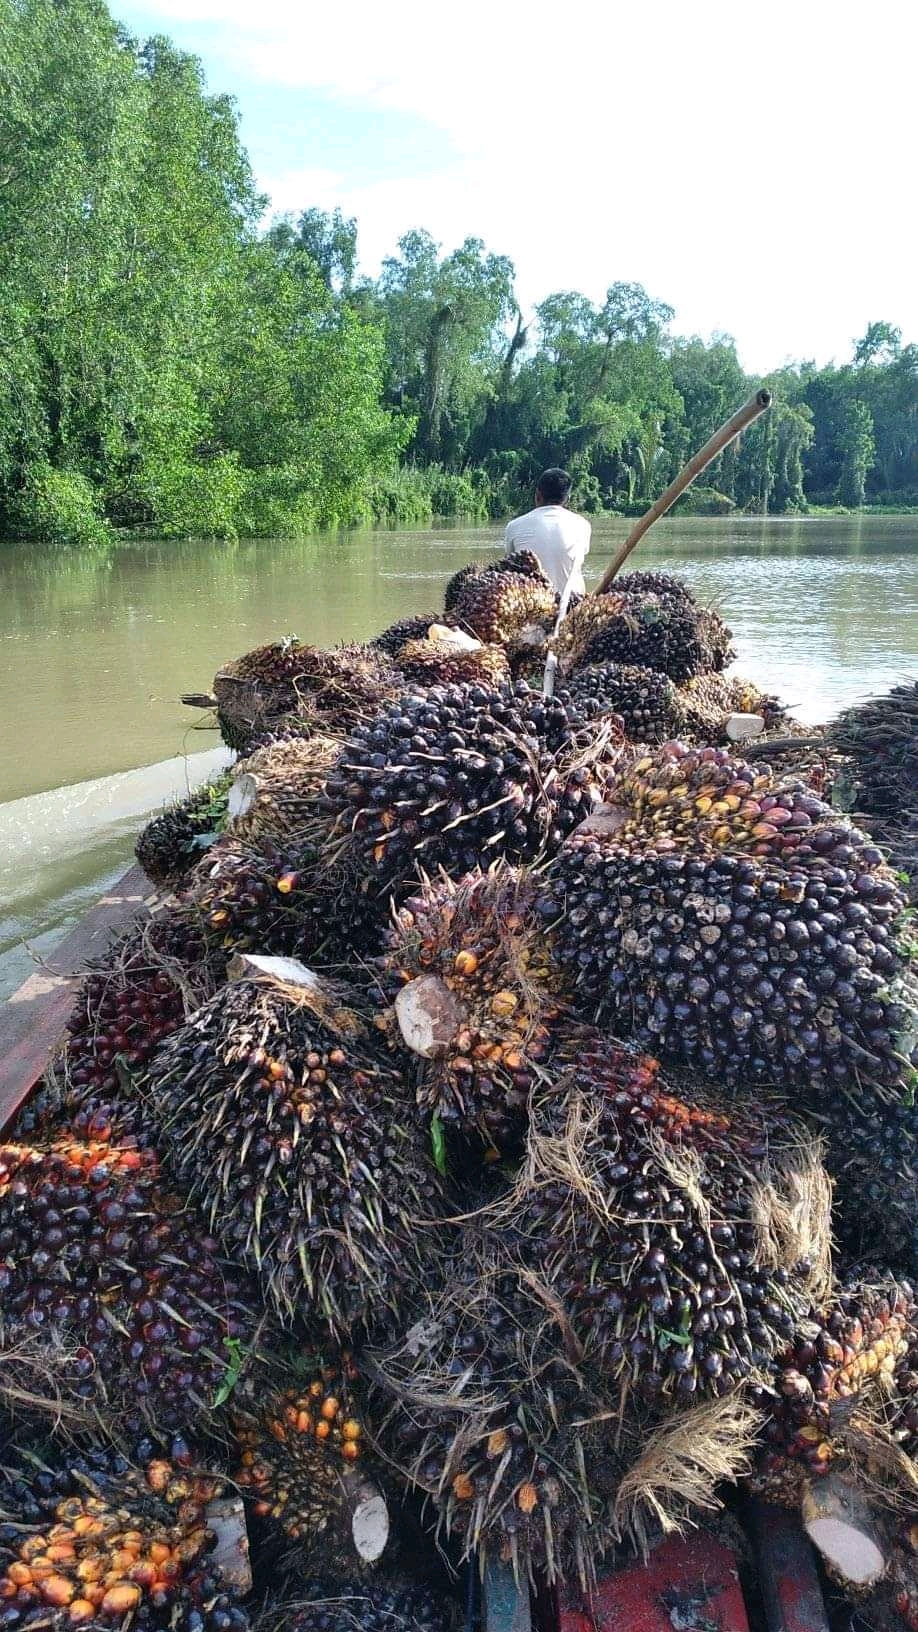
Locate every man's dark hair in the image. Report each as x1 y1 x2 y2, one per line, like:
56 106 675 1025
536 467 572 505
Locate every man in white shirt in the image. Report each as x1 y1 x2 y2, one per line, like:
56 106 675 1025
503 468 591 598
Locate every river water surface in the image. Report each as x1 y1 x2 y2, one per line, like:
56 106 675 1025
1 514 915 997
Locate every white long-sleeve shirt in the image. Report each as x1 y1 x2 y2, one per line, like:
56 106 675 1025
503 504 591 597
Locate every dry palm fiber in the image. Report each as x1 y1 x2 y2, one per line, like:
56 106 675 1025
447 556 557 646
558 664 681 742
14 908 225 1149
227 735 341 846
381 866 566 1153
557 591 734 683
540 742 916 1100
370 613 440 658
135 774 233 889
143 970 445 1336
827 682 918 823
320 681 629 895
442 550 551 616
0 1441 250 1632
364 1247 759 1584
491 1027 825 1407
393 639 510 689
260 1579 456 1632
0 1137 266 1434
213 641 400 753
750 1279 918 1504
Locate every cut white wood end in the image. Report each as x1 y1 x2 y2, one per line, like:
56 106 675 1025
428 623 481 651
394 975 467 1058
802 1475 887 1588
228 953 322 988
726 712 766 742
348 1483 390 1562
205 1497 252 1592
228 773 258 818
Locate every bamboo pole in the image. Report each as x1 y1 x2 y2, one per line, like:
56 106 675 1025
596 387 772 593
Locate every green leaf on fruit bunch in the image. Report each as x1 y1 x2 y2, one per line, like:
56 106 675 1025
114 1054 138 1092
212 1336 248 1407
430 1113 448 1176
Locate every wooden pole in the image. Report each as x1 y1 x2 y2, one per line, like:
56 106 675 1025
595 387 772 593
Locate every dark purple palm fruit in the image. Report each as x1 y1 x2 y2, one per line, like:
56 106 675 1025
276 1578 456 1632
0 1137 265 1433
559 663 680 742
143 972 446 1337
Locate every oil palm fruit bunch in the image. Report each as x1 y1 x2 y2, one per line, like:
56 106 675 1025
509 1028 817 1404
559 591 734 682
610 570 697 604
443 550 550 616
393 639 510 689
321 680 625 893
559 663 680 742
144 972 444 1335
135 776 233 889
0 1138 263 1432
447 557 557 646
185 836 361 965
541 744 915 1099
0 1442 249 1632
382 866 566 1152
18 908 221 1147
750 1280 916 1501
226 736 341 847
811 1080 918 1269
270 1578 455 1632
233 1369 366 1543
676 674 792 742
827 681 918 822
370 613 439 657
213 641 400 753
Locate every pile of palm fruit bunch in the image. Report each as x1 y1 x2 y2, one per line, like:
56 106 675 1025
12 556 918 1623
556 572 735 683
213 640 400 753
141 968 446 1338
0 1136 265 1432
0 1438 251 1632
135 774 233 889
319 679 629 897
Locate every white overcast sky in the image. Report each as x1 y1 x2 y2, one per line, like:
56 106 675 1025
117 0 917 373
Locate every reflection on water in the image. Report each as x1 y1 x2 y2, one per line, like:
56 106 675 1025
0 514 914 998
